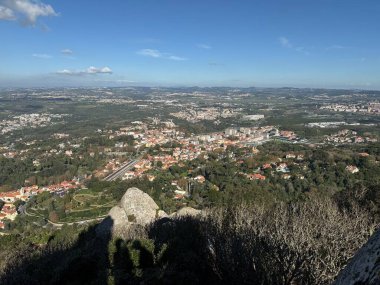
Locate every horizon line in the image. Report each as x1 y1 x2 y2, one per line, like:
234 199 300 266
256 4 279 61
1 85 380 92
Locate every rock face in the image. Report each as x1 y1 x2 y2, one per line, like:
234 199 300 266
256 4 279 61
157 210 168 219
108 206 128 228
97 187 163 238
334 229 380 285
97 187 203 239
120 187 159 226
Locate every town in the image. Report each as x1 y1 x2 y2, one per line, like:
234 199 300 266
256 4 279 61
320 102 380 114
0 87 379 233
0 113 69 135
1 108 372 230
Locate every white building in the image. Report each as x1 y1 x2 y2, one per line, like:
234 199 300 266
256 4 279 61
242 114 265 121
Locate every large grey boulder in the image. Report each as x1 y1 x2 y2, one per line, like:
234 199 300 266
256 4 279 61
97 187 165 238
334 229 380 285
120 187 159 225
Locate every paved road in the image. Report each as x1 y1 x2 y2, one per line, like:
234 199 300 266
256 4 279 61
103 159 140 181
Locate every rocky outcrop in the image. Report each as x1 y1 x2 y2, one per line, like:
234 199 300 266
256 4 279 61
97 187 203 239
334 229 380 285
97 187 164 238
172 207 202 217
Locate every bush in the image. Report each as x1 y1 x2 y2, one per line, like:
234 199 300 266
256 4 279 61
204 196 376 284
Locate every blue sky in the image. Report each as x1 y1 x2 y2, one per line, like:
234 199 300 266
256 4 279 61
0 0 379 89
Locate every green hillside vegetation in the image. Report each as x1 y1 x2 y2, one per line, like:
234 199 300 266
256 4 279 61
4 141 380 234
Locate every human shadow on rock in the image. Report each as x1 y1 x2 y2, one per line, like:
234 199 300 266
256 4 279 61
0 217 114 285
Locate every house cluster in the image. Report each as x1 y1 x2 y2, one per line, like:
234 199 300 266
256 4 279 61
0 142 34 159
224 127 302 143
113 123 184 148
0 113 69 135
100 121 302 183
320 102 380 114
52 133 70 139
307 121 349 128
189 127 274 147
0 204 17 229
170 107 242 123
41 139 82 159
242 114 265 121
253 161 288 173
246 173 266 180
249 153 305 181
224 126 300 145
118 138 272 181
99 159 122 175
39 180 81 196
97 98 136 105
99 119 302 169
279 130 298 141
0 180 81 203
1 151 17 158
0 180 82 229
120 151 204 181
224 126 271 141
325 129 377 145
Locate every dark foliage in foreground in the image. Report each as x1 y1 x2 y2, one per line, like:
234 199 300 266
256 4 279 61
0 196 376 285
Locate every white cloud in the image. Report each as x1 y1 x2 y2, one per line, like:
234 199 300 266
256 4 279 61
295 46 310 55
61 48 73 55
168 55 187 61
279 36 309 55
137 49 162 58
56 66 113 75
32 53 52 59
0 5 14 20
0 0 57 26
86 66 112 74
279 37 292 48
137 48 187 61
325 45 352 52
197 43 211 49
56 69 72 75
